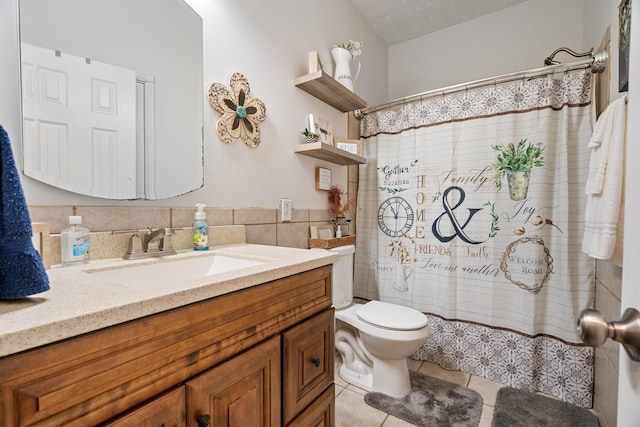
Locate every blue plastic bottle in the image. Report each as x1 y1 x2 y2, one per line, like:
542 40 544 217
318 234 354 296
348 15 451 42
193 204 209 250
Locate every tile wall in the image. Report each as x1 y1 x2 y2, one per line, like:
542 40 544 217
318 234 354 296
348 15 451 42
593 260 622 427
29 205 334 265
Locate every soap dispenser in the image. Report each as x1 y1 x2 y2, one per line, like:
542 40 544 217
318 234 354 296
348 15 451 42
61 216 90 265
193 204 209 251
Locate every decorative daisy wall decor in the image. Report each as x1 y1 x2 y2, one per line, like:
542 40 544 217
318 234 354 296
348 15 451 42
207 72 266 148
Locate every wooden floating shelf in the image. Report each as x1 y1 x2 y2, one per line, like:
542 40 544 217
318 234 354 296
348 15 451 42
294 71 367 112
294 141 366 165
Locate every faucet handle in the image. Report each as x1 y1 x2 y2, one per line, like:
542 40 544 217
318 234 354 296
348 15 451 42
160 228 178 254
123 233 144 260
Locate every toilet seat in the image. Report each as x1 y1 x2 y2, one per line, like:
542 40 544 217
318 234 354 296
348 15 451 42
355 301 427 331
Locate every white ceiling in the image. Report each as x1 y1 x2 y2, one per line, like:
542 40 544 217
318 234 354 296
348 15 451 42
350 0 528 46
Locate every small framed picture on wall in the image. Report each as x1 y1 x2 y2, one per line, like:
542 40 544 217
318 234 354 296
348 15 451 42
310 224 334 239
307 114 333 145
317 118 333 144
317 225 334 239
334 138 361 155
315 167 332 190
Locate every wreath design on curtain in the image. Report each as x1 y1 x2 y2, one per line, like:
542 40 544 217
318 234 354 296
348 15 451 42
207 72 266 148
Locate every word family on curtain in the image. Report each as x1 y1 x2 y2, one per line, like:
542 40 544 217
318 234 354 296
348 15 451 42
355 69 596 407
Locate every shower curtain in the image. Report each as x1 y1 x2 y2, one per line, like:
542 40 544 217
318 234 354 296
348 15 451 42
355 68 596 407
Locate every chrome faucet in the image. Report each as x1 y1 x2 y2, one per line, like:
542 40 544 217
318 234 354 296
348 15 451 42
118 226 178 260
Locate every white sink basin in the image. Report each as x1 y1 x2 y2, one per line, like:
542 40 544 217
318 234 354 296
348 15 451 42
90 255 265 289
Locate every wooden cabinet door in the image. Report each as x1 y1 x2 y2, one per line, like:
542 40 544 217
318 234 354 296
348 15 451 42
103 386 186 427
282 309 335 425
287 384 335 427
185 336 281 427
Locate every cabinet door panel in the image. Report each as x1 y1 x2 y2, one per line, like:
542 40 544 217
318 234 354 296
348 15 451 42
103 386 186 427
186 336 281 427
283 309 335 424
287 384 335 427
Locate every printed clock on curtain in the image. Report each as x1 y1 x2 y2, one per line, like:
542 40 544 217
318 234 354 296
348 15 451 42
377 197 414 237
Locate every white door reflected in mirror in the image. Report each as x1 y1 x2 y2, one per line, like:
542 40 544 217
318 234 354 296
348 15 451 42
22 43 137 198
18 0 204 200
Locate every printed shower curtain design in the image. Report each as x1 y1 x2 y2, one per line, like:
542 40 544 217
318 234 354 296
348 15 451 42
355 69 596 407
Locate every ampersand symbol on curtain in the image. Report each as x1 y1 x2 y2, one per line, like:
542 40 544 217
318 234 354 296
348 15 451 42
432 186 485 244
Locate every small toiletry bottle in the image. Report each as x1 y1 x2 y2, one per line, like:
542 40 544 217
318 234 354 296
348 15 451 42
193 204 209 251
61 216 90 265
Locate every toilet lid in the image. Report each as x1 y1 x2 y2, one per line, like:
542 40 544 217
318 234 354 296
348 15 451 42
355 301 427 330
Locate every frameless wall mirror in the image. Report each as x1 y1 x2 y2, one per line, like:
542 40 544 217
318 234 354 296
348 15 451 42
19 0 204 200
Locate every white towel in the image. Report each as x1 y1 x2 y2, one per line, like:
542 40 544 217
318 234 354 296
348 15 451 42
582 96 627 259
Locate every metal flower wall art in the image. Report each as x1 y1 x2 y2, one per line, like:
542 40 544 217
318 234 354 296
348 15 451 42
208 72 266 148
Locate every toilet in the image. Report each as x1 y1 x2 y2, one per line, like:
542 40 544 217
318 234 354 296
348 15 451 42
330 245 429 398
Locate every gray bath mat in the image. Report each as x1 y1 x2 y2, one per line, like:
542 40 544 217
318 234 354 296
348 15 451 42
492 387 599 427
364 370 483 426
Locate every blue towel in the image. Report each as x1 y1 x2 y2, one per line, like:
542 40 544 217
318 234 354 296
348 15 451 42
0 124 49 299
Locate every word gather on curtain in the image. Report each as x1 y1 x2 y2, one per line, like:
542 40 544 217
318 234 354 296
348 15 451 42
355 68 596 407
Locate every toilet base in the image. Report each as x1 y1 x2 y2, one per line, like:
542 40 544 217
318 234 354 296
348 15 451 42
338 356 412 398
338 364 373 391
372 357 411 398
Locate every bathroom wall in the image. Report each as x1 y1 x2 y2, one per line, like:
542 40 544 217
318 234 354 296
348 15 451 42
0 0 388 210
387 0 585 99
577 3 623 426
388 1 624 425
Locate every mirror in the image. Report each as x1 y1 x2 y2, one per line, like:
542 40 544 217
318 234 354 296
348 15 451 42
18 0 204 200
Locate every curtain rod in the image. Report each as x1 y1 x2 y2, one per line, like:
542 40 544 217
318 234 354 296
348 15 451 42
354 49 608 118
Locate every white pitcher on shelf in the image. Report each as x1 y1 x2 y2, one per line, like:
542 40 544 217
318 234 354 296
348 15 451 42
331 40 363 92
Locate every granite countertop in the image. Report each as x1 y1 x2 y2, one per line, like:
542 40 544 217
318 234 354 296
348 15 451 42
0 244 338 358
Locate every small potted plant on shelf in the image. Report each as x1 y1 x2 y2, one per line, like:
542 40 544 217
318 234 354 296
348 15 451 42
301 128 320 143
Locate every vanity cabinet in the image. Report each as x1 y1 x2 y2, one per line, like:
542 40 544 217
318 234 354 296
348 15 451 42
186 336 281 426
0 265 334 427
283 309 334 425
103 387 186 426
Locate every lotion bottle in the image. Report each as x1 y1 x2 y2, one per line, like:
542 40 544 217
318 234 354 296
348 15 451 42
61 216 90 265
193 204 209 251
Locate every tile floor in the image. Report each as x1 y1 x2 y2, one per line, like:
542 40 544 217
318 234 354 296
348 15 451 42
334 357 599 427
334 358 500 426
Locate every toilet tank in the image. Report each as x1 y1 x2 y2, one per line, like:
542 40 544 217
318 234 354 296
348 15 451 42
330 245 355 309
